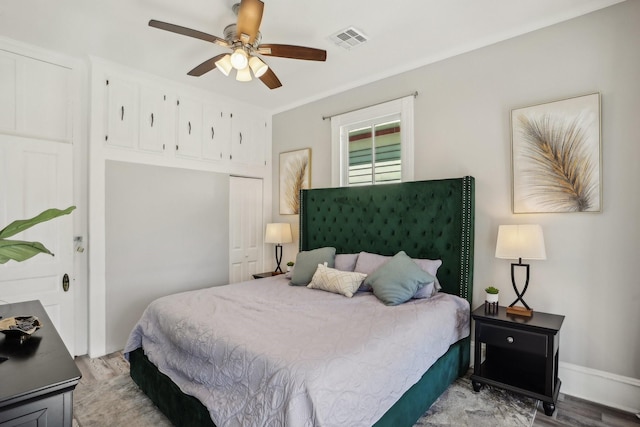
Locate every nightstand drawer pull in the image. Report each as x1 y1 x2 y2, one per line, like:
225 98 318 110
506 336 514 344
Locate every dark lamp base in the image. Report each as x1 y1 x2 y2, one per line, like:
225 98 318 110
506 305 533 317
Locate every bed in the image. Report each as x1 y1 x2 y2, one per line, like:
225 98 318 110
125 176 475 427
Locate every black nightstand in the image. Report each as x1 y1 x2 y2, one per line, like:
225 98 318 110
252 271 283 279
470 305 564 416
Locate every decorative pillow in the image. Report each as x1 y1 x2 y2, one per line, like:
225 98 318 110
307 264 367 298
334 253 359 272
412 258 443 297
354 252 391 292
290 247 336 286
364 251 435 306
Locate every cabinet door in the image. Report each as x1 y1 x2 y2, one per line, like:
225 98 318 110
230 110 251 164
0 53 17 132
175 97 202 159
231 111 266 166
106 77 138 149
139 85 167 153
202 103 230 162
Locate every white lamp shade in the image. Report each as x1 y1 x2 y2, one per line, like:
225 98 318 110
265 223 293 244
249 56 268 78
215 54 233 76
236 66 252 82
230 48 249 70
495 224 546 260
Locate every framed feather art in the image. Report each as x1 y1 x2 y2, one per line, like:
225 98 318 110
279 148 311 214
511 93 601 213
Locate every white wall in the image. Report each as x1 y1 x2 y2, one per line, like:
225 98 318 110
272 0 640 404
105 161 230 353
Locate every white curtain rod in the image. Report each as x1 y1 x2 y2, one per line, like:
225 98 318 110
321 91 418 121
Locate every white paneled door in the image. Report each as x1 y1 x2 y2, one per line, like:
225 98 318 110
0 135 75 354
229 177 263 283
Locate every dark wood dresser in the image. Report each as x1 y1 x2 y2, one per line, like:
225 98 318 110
0 300 81 426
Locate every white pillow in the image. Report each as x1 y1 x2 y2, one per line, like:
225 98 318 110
307 264 367 298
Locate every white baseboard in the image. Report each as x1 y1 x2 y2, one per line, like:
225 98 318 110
559 361 640 414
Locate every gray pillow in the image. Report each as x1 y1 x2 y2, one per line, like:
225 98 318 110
334 253 359 272
290 247 336 285
364 251 435 305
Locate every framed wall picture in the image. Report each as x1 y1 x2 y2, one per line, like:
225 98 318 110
279 148 311 215
511 93 601 213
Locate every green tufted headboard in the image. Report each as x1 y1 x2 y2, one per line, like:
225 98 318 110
299 176 474 302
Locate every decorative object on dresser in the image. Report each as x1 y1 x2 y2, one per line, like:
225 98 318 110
511 93 601 213
484 286 499 314
264 222 293 273
470 305 564 416
495 224 546 317
279 148 311 214
0 300 81 426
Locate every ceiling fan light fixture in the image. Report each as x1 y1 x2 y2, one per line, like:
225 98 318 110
249 56 268 78
236 66 252 82
230 48 249 70
215 54 233 76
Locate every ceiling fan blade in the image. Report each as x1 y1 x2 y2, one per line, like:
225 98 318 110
259 67 282 90
236 0 264 45
149 19 229 48
187 54 228 77
257 44 327 61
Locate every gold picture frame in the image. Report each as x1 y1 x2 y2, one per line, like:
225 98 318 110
511 93 601 213
279 148 312 215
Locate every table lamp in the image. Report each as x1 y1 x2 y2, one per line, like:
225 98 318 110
265 223 293 273
495 224 546 317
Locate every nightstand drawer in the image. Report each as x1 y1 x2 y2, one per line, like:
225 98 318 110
478 323 547 356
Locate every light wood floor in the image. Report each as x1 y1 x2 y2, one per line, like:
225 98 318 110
75 352 639 427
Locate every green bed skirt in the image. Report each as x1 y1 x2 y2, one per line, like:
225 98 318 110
128 336 470 427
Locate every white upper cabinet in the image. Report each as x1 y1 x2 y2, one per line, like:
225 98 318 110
231 110 266 166
105 77 138 148
139 85 167 153
0 50 72 142
202 103 231 162
175 96 202 159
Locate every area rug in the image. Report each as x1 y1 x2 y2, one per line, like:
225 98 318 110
73 373 537 427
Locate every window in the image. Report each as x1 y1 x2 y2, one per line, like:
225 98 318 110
331 96 414 187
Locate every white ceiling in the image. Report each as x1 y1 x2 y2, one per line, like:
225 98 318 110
0 0 625 113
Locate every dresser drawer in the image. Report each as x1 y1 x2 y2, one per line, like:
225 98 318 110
478 323 548 356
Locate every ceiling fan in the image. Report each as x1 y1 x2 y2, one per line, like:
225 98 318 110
149 0 327 89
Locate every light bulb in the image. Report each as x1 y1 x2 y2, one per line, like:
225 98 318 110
249 56 268 78
230 48 248 70
215 54 233 76
236 66 252 82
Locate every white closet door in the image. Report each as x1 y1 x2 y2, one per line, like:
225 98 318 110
0 135 75 354
229 177 263 283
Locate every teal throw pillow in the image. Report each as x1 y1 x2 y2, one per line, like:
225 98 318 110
364 251 435 305
290 247 336 285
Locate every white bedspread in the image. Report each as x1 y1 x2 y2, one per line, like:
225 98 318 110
125 275 470 427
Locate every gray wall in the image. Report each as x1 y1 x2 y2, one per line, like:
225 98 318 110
272 1 640 379
105 161 230 353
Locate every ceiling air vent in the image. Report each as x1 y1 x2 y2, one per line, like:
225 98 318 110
330 27 368 50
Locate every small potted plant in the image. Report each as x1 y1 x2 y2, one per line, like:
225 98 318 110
286 261 294 273
484 286 499 314
485 286 499 303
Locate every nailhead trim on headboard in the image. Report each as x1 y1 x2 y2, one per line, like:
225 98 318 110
299 177 475 303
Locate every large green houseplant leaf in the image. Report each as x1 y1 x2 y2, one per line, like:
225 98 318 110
0 206 76 264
